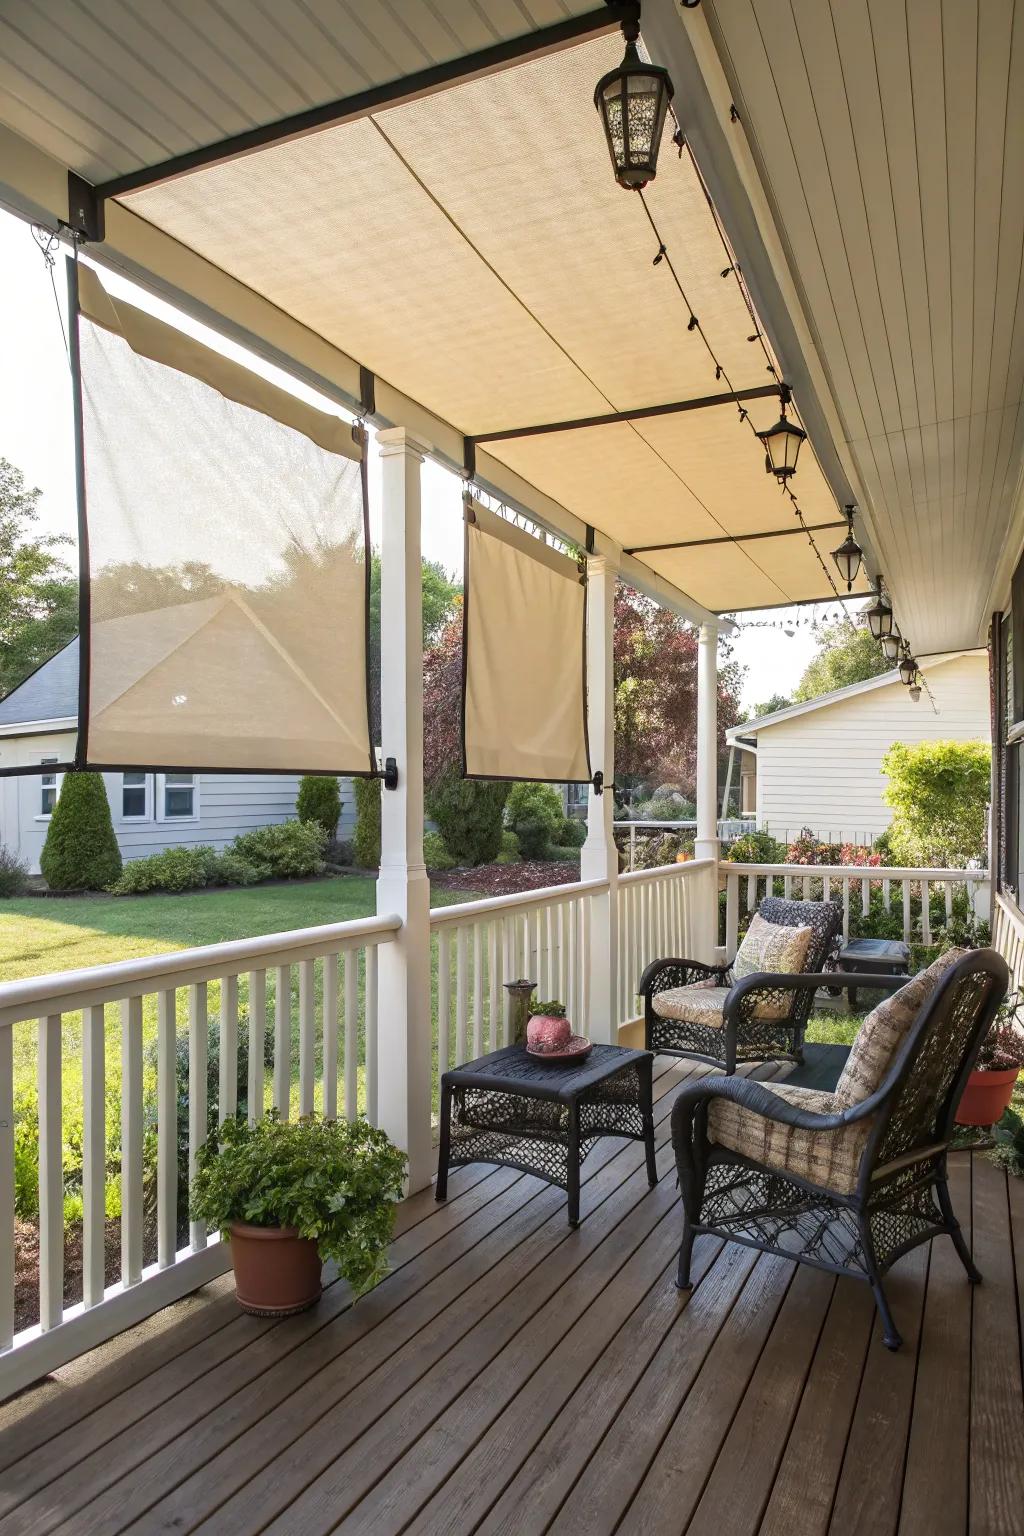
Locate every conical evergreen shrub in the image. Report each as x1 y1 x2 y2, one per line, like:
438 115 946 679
40 770 122 891
296 775 341 840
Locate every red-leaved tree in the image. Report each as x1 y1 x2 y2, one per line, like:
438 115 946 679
614 583 743 804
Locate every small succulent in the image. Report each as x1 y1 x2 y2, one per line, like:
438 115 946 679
528 999 566 1018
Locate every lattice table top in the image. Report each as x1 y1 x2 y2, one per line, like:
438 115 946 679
442 1043 652 1103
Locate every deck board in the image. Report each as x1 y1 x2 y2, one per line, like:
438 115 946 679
0 1110 1020 1536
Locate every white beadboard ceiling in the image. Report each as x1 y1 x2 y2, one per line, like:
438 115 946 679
0 0 599 183
703 0 1024 655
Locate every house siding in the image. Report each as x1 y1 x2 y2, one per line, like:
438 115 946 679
751 653 989 844
0 727 357 873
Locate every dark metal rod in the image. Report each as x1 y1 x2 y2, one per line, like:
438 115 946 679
468 384 781 446
626 520 848 554
95 8 625 201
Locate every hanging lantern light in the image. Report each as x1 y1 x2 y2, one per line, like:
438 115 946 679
880 628 901 662
908 682 922 703
864 581 894 641
830 505 863 591
757 392 807 481
594 7 674 191
898 647 918 687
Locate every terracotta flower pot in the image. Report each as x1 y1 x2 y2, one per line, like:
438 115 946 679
228 1222 322 1316
955 1067 1020 1128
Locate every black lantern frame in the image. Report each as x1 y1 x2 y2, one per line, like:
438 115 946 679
864 583 894 641
880 629 901 662
898 648 919 687
757 397 806 481
830 505 863 591
594 10 674 191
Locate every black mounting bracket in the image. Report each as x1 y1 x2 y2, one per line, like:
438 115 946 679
66 173 104 243
463 437 477 482
376 756 399 791
593 771 607 795
358 365 376 418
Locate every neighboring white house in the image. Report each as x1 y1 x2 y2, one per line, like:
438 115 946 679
0 639 355 873
726 650 990 846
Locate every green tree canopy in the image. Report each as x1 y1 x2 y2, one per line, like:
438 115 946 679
881 738 991 867
0 459 77 698
792 617 889 702
751 692 792 718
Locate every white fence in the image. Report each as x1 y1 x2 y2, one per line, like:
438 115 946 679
429 880 605 1087
614 819 754 870
0 913 399 1399
723 863 991 954
617 859 717 1025
992 890 1024 993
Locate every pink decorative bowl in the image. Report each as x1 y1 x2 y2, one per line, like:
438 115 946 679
526 1014 572 1054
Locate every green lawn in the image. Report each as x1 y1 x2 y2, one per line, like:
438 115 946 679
4 876 480 1224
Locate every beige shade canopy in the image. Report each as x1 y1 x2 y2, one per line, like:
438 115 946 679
76 266 373 774
121 32 860 615
463 500 590 784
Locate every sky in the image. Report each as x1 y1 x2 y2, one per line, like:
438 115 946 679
0 205 831 714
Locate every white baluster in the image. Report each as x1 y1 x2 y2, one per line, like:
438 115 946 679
841 880 850 942
489 921 500 1055
902 880 912 943
157 988 177 1270
219 974 239 1124
344 949 359 1121
456 928 469 1064
38 1014 63 1330
188 983 208 1252
473 923 484 1056
438 929 451 1080
921 880 931 945
82 1003 106 1309
365 947 378 1125
121 995 143 1287
725 874 739 958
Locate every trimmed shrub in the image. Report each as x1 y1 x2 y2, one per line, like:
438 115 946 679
423 830 457 870
40 771 122 891
0 845 29 897
495 829 521 865
559 818 587 850
210 851 262 886
110 845 218 895
546 845 583 863
426 771 508 865
882 738 991 867
506 782 564 859
722 830 787 864
354 776 381 869
296 775 341 839
637 795 695 822
231 821 326 879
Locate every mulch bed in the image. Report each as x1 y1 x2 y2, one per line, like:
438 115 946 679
432 860 581 897
15 1216 160 1334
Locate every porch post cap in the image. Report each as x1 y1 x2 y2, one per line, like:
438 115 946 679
377 426 432 459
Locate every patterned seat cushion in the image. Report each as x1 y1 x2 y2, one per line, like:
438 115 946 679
732 912 815 1020
652 985 730 1028
835 947 967 1108
708 1081 872 1195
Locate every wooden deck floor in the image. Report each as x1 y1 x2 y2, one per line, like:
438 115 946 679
2 1056 1023 1536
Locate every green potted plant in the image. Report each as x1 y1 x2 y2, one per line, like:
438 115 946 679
190 1111 406 1315
956 993 1024 1127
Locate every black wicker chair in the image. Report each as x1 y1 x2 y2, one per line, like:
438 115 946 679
639 896 843 1073
671 948 1008 1350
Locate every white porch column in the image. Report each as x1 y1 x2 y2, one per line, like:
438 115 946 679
375 427 433 1194
581 551 619 1044
695 620 720 863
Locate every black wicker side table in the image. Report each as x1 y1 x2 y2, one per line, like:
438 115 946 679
436 1043 657 1226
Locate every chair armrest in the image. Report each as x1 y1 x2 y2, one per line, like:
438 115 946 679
672 1071 849 1139
638 957 730 998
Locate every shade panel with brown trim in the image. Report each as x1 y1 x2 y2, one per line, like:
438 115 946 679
75 264 373 775
463 500 590 784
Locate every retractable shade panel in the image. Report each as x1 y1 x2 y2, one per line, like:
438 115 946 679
74 265 373 776
463 501 590 785
122 32 855 613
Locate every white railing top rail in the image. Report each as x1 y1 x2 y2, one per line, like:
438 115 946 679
0 912 402 1029
429 878 609 930
724 862 990 882
618 858 716 887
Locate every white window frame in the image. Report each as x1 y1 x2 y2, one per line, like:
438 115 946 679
157 772 200 823
36 757 62 821
121 771 152 821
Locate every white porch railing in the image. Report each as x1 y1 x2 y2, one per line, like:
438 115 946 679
0 913 399 1399
992 890 1024 992
723 863 991 953
429 880 606 1086
616 859 718 1026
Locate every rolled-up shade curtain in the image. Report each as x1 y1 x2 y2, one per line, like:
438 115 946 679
462 498 590 783
72 262 373 775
